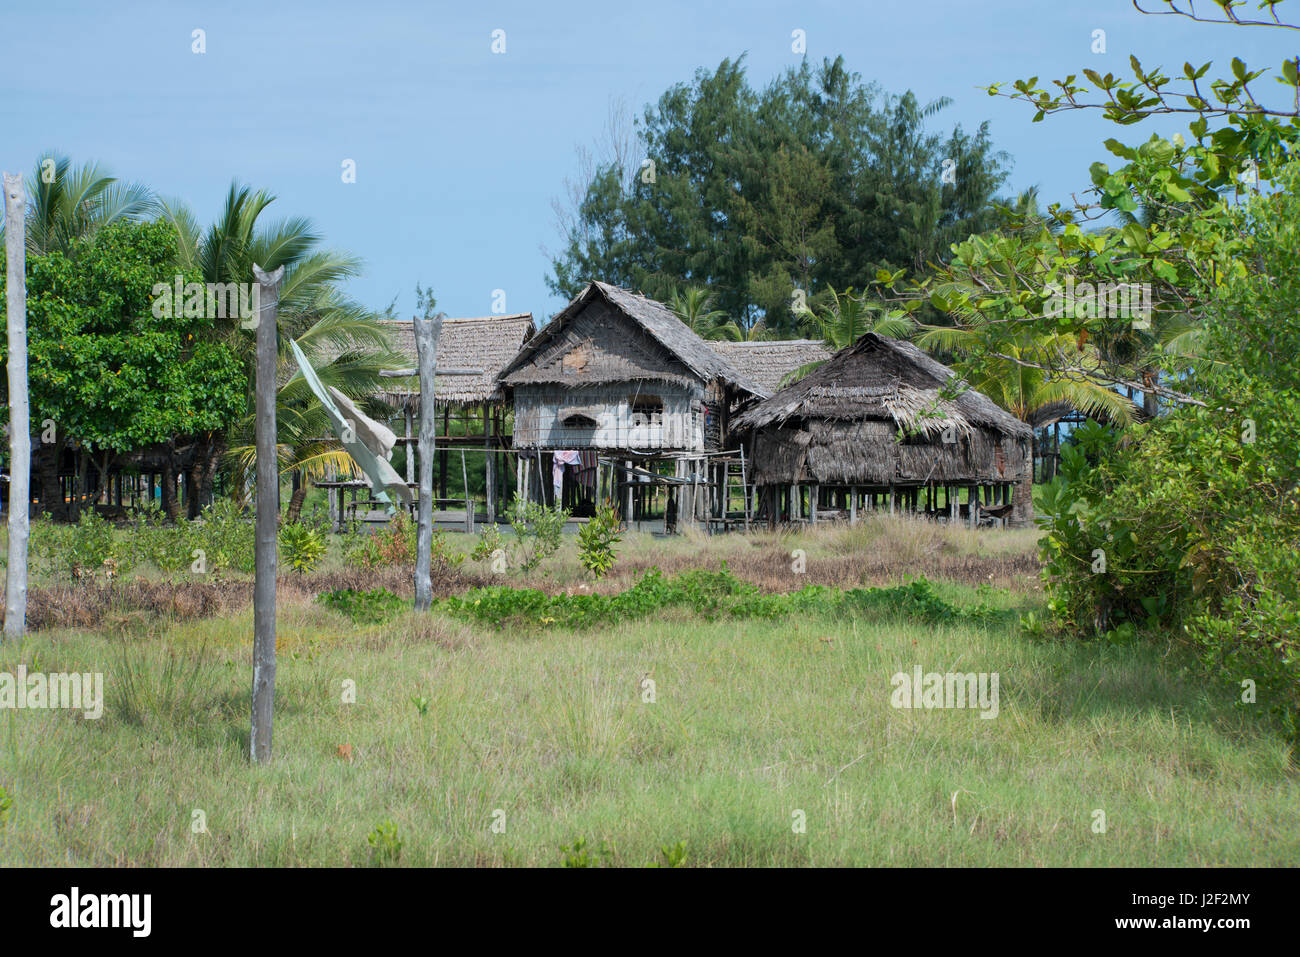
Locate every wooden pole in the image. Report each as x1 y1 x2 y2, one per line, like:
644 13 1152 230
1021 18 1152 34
404 406 414 485
413 314 444 611
461 449 472 534
4 173 30 639
483 403 495 523
250 263 284 763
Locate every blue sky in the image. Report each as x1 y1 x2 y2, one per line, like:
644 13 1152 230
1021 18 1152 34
4 0 1295 323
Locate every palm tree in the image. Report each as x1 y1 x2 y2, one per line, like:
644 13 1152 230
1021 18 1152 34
158 183 403 518
780 287 914 384
801 286 914 349
16 153 155 257
916 324 1137 482
668 286 744 340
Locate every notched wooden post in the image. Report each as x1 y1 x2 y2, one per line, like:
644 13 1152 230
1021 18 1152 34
413 314 444 611
4 173 29 639
250 262 283 762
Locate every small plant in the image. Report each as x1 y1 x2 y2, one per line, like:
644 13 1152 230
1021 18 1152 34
279 522 327 574
1019 610 1046 639
471 523 506 563
194 498 256 573
411 695 430 716
344 512 464 569
654 840 688 868
577 505 622 579
509 494 569 571
559 835 614 868
0 785 13 827
68 510 122 580
319 587 406 624
367 819 402 865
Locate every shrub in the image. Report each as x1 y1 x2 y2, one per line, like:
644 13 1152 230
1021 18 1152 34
576 505 622 579
1038 165 1300 751
319 587 407 624
367 820 402 865
439 567 999 630
199 499 256 573
471 523 506 564
509 494 568 571
279 522 327 574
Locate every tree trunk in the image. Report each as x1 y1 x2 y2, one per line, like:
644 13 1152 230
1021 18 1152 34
187 439 205 520
36 440 61 519
200 431 223 509
286 472 307 523
161 453 180 523
1142 368 1159 420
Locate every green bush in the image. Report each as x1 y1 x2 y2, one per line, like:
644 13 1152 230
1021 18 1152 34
440 567 1000 631
318 587 407 624
509 495 568 571
367 820 402 865
279 522 327 574
1038 166 1300 750
576 505 622 579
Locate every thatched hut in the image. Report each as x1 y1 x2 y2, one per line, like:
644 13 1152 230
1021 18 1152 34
312 313 534 529
730 333 1034 528
383 314 533 524
498 281 764 524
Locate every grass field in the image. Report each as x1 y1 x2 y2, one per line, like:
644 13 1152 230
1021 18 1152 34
0 518 1296 866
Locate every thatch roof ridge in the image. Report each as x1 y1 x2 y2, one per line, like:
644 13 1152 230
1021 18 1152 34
731 333 1031 438
379 313 535 406
707 339 833 394
498 282 767 397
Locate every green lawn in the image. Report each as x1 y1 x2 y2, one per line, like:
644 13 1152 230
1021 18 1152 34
1 529 1295 866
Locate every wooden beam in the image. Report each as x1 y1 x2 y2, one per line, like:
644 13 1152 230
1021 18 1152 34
4 173 30 639
413 314 444 611
250 263 284 763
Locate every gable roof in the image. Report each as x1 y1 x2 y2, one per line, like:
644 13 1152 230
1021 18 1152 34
379 314 534 406
498 282 766 397
731 333 1032 439
706 339 832 395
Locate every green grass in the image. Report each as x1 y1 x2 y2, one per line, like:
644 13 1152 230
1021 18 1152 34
0 565 1295 866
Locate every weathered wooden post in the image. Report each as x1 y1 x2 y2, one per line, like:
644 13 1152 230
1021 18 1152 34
250 263 283 763
4 173 29 639
413 314 443 611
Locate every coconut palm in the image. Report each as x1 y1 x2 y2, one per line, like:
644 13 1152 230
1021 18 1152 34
668 286 744 340
915 325 1138 428
15 153 155 257
158 183 404 516
780 286 913 384
801 286 914 349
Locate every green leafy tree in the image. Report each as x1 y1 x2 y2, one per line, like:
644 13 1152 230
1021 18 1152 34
0 220 245 514
549 56 1011 335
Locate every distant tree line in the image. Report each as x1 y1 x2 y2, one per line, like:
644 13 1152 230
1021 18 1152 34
549 55 1013 337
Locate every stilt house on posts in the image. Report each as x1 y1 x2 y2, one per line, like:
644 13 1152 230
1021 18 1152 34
496 281 765 529
730 333 1034 528
315 314 534 530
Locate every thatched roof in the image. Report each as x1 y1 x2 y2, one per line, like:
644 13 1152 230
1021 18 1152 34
498 282 766 397
379 314 534 407
706 339 831 394
732 333 1032 440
